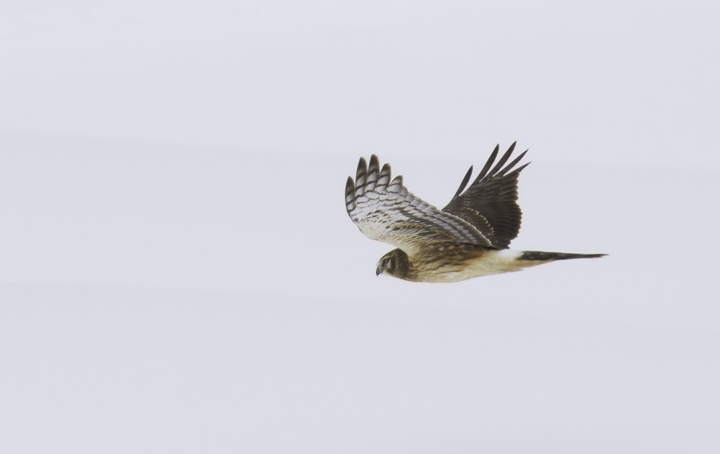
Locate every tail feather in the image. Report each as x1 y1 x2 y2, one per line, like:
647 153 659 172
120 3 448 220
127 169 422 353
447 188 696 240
519 251 606 262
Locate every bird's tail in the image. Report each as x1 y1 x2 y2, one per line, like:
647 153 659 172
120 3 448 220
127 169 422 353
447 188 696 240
519 251 606 262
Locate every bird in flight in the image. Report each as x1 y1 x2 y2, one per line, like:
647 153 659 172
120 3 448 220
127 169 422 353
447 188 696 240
345 143 605 282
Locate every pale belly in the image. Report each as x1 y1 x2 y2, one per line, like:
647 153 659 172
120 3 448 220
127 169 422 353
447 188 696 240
415 249 535 283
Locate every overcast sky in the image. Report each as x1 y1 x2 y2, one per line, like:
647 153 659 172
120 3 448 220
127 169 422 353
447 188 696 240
2 1 718 168
1 2 719 453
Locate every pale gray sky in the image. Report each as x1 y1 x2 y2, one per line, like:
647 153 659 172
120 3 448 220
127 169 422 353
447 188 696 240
1 1 718 168
1 2 719 453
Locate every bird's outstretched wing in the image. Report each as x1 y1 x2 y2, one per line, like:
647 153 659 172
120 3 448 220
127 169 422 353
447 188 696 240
442 142 529 249
346 155 492 255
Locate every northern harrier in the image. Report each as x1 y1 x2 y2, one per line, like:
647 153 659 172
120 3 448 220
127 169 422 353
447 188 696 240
345 143 604 282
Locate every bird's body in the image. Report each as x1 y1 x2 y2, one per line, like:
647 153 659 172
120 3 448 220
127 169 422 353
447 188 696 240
345 143 604 282
376 245 519 283
377 245 602 282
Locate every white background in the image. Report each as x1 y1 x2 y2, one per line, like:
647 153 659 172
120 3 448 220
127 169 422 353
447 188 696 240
1 1 719 452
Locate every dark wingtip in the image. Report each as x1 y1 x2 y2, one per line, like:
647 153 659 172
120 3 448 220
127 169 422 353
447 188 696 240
345 176 356 214
510 161 531 176
488 142 517 177
453 165 473 199
355 157 368 192
497 149 529 177
345 176 355 198
475 145 500 183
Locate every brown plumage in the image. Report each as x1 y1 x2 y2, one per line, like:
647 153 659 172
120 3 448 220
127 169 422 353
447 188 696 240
345 143 605 282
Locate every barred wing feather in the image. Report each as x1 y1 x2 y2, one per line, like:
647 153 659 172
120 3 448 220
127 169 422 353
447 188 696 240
345 155 492 255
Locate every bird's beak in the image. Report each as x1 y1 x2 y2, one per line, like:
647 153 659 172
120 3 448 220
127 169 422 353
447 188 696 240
376 267 381 277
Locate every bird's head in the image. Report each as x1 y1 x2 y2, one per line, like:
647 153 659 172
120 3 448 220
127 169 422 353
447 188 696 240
376 249 407 278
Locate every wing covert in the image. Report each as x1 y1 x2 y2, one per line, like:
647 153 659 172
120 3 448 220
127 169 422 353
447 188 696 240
346 155 492 254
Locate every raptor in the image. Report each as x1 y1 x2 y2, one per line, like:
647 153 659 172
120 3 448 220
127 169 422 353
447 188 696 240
345 143 604 282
